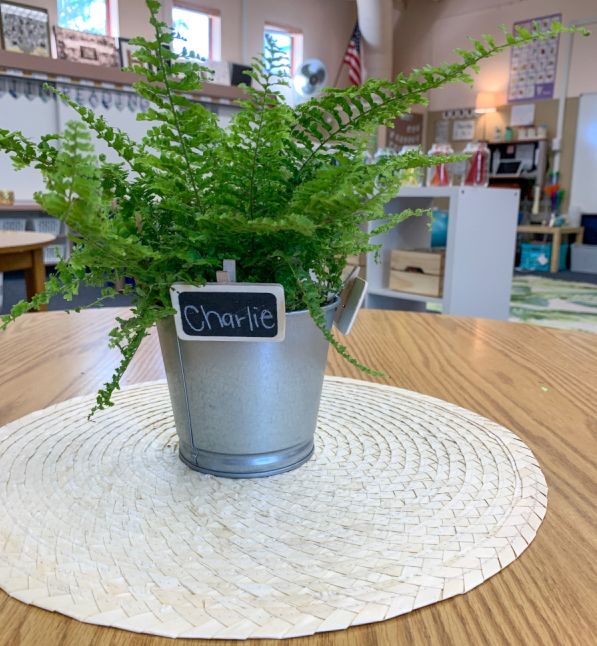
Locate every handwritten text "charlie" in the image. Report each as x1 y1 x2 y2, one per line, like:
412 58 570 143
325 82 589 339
183 305 276 333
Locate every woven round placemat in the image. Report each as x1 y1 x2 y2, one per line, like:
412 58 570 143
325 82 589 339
0 378 547 640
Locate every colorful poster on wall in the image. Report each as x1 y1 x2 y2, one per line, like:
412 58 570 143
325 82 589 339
508 13 561 102
386 112 423 148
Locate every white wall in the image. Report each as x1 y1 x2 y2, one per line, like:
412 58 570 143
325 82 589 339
393 0 597 110
0 91 58 198
0 85 155 200
241 0 356 79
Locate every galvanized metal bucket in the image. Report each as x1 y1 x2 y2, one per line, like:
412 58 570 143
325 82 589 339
157 300 338 478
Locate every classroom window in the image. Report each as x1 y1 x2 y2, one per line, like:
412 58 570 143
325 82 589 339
172 4 220 61
58 0 112 36
264 25 302 76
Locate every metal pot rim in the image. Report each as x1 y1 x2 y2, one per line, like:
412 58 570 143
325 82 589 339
285 296 339 317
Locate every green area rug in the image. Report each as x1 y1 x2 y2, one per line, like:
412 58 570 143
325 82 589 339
510 276 597 333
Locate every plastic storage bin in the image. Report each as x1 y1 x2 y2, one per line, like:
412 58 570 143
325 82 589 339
519 242 568 272
431 210 449 247
0 218 26 231
43 243 67 265
30 217 62 236
571 244 597 274
580 214 597 245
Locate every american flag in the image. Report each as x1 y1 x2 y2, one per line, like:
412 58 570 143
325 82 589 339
343 24 362 85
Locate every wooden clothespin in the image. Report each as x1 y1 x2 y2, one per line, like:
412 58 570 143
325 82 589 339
216 259 237 283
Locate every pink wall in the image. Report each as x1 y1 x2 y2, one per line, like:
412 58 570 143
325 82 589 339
242 0 356 81
155 0 243 61
393 0 597 110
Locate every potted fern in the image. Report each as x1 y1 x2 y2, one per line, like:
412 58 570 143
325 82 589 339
0 1 576 477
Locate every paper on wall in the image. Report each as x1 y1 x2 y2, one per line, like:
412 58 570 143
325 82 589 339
452 119 475 141
510 103 535 126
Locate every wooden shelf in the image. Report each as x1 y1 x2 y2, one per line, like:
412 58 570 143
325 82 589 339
0 50 245 102
396 186 460 198
490 174 536 179
488 139 548 145
517 225 584 235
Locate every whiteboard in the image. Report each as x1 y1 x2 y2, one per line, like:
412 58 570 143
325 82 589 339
570 92 597 223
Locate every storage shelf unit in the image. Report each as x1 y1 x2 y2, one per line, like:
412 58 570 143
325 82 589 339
487 140 548 221
488 140 548 182
364 186 520 320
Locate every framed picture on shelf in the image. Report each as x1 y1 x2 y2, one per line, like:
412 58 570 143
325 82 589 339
0 2 51 57
118 37 139 68
53 26 119 67
119 38 172 71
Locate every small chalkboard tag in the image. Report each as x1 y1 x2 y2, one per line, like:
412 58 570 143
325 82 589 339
170 283 286 342
334 275 367 335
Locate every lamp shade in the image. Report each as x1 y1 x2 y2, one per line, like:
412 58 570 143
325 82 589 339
475 92 497 114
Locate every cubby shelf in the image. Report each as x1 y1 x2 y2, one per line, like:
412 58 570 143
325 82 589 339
367 287 443 305
365 186 520 320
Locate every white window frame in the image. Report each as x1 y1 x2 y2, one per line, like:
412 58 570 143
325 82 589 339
172 2 221 61
57 0 118 37
264 23 303 76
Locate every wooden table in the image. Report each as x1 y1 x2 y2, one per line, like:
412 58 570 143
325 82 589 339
0 309 595 646
0 231 55 312
517 225 584 272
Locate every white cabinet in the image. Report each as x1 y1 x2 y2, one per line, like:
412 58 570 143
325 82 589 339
365 186 520 320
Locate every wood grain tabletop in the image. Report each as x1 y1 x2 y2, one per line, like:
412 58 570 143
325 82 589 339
0 308 595 646
0 231 56 253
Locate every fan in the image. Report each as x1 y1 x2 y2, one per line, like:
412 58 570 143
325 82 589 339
292 58 327 100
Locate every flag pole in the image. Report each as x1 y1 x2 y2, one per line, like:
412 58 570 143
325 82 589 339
332 61 344 88
334 22 359 87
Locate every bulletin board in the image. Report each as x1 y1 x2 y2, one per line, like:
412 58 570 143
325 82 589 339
386 112 423 148
507 13 561 102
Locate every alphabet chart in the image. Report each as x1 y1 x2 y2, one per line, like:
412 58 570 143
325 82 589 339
508 13 561 102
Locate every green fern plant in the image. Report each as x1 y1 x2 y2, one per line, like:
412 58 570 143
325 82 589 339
0 0 585 413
